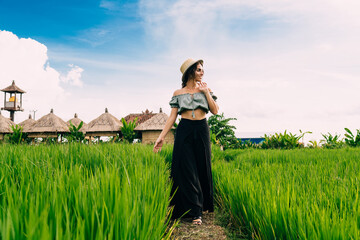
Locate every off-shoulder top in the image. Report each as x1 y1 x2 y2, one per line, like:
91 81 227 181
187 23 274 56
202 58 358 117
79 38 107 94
169 92 217 118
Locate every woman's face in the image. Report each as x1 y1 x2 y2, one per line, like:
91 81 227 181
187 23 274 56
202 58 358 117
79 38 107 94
194 63 204 82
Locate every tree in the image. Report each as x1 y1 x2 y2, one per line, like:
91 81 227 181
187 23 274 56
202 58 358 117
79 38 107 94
67 120 85 143
344 128 360 147
261 130 311 149
7 124 27 144
121 117 138 143
208 113 241 150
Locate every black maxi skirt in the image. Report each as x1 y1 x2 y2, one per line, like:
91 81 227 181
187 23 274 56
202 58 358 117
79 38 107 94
170 118 214 219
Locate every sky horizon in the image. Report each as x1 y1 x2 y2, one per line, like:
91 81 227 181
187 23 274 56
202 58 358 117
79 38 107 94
1 0 360 142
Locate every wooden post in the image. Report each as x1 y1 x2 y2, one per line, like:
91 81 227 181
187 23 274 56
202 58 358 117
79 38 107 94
10 111 14 122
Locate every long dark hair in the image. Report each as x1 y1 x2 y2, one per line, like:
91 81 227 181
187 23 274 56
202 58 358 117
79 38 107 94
182 61 202 88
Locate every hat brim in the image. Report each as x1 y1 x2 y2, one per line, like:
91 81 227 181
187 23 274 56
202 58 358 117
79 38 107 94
181 59 203 82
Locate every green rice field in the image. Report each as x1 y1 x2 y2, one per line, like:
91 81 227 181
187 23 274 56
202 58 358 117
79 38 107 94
1 144 360 239
213 148 360 239
0 144 173 240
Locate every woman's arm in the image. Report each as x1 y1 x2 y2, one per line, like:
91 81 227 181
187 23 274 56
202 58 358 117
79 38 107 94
199 82 219 115
153 107 178 153
204 90 219 115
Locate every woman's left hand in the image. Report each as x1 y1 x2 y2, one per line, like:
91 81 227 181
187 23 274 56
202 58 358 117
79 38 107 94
198 82 209 94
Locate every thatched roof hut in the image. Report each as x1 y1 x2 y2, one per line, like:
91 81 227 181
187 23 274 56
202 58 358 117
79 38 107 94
1 80 26 93
134 110 174 144
123 109 156 126
67 113 87 132
27 109 70 138
0 111 15 140
19 114 36 132
135 112 169 131
86 108 123 137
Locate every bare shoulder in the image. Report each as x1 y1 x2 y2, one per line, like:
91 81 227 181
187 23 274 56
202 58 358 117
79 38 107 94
173 88 184 97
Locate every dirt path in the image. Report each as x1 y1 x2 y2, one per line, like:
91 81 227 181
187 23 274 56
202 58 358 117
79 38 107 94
171 212 227 239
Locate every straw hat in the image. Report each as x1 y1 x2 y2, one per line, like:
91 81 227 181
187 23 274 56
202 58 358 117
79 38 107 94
180 58 203 81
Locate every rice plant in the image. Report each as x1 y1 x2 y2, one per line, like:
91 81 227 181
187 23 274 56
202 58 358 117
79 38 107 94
0 143 173 240
213 148 360 239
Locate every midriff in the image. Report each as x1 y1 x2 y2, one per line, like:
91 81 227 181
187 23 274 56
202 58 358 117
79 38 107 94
181 108 206 120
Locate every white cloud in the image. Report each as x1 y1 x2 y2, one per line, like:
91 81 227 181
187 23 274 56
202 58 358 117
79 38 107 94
60 64 84 87
0 30 84 123
100 0 117 10
137 0 360 141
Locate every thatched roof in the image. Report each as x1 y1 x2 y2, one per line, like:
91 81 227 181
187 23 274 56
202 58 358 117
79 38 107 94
1 80 26 93
0 111 15 133
27 109 69 133
123 109 156 126
67 113 88 132
18 114 36 132
135 112 170 131
86 108 123 135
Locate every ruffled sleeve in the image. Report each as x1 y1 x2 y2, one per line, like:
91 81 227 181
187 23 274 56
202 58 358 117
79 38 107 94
210 92 217 101
169 95 179 108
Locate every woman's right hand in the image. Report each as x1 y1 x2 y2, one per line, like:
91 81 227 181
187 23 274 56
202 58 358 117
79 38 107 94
153 137 164 153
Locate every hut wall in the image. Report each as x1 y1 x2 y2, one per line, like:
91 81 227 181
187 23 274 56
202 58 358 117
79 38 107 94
86 132 118 137
28 133 58 138
0 133 3 140
141 130 174 144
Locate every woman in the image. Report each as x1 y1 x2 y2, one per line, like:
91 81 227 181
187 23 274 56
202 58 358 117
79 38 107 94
153 58 219 225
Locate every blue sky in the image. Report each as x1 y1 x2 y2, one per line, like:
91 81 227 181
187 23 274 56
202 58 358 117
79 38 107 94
0 0 155 71
1 0 360 142
0 0 142 50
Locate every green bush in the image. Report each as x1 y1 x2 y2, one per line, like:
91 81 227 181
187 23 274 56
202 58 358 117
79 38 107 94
66 120 85 143
208 113 241 150
321 132 344 149
121 117 138 143
344 128 360 147
6 124 29 144
261 130 310 149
